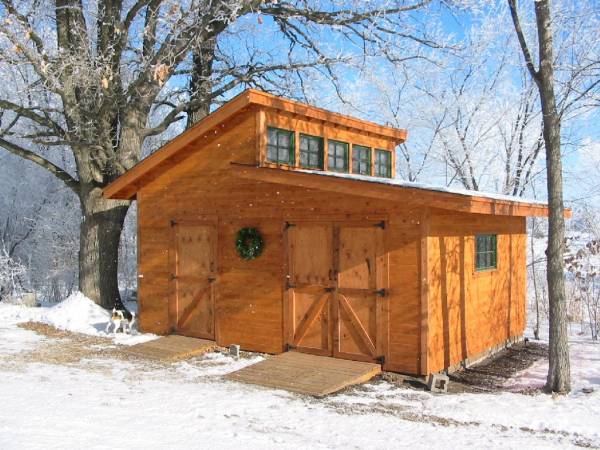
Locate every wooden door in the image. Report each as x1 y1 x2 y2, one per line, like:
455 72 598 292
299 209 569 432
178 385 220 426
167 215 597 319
170 222 217 340
284 222 334 356
334 224 387 363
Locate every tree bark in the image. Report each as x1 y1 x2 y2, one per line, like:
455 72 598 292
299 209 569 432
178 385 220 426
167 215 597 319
187 37 216 128
78 185 130 310
534 0 571 394
508 0 570 392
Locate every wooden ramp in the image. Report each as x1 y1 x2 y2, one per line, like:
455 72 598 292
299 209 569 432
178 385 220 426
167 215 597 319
122 335 217 361
225 351 381 396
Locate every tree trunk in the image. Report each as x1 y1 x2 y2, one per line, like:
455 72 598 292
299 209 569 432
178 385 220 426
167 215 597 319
78 184 130 310
508 0 571 394
534 0 571 394
187 37 216 128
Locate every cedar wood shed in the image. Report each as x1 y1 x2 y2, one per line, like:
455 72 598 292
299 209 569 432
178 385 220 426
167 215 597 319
105 89 561 375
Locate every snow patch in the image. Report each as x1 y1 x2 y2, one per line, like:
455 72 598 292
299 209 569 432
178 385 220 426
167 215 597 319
39 291 109 335
0 292 158 346
296 168 549 206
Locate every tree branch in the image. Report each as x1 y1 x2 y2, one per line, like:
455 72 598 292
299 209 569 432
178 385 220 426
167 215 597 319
0 138 79 192
508 0 540 84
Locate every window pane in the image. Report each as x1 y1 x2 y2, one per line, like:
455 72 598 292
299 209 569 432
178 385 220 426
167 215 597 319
299 134 323 169
278 146 289 161
282 133 292 148
353 145 371 175
267 127 294 164
328 140 348 172
475 234 497 271
300 152 308 166
374 149 391 178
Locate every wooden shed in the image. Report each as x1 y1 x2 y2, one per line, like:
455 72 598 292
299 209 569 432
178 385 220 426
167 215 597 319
105 89 558 375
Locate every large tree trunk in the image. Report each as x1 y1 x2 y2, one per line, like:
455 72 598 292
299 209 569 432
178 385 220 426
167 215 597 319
534 0 571 393
187 37 216 128
78 184 130 310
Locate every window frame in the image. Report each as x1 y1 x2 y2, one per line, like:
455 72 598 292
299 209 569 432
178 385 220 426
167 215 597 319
299 133 324 169
374 149 392 178
266 126 295 165
475 234 498 272
327 139 349 173
352 144 372 175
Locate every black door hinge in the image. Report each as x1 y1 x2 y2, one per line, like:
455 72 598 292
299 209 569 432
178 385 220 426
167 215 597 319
170 274 178 281
375 289 388 297
286 280 296 290
285 221 296 229
285 343 296 351
376 355 385 364
170 220 177 227
324 287 335 292
375 220 386 229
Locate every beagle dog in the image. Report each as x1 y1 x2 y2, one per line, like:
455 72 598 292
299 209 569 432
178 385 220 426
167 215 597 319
105 308 136 334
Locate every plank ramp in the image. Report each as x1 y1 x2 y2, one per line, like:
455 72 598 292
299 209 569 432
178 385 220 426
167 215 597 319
225 351 381 396
122 335 217 361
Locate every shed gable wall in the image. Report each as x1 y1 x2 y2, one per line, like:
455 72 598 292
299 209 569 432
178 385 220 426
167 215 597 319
136 108 422 372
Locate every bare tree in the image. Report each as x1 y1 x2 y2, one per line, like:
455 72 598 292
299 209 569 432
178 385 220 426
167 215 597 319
0 0 434 309
508 0 571 393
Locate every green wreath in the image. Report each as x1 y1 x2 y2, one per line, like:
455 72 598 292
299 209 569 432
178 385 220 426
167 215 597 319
235 227 264 260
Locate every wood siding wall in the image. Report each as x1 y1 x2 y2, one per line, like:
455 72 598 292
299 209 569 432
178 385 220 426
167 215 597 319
137 107 421 373
425 210 527 373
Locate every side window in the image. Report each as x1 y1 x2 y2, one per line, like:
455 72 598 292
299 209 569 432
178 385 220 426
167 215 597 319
299 134 324 169
475 234 497 271
352 145 371 175
267 127 294 165
374 149 392 178
328 140 349 173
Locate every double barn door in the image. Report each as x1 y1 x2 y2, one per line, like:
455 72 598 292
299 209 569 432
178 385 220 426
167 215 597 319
285 221 388 364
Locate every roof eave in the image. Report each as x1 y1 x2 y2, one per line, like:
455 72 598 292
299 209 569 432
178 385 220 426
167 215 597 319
231 164 558 218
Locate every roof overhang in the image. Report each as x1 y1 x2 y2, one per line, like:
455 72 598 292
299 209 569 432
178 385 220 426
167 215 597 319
104 89 407 200
231 164 569 218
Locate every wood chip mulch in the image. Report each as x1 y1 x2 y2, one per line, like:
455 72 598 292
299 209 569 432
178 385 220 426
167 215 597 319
447 340 548 393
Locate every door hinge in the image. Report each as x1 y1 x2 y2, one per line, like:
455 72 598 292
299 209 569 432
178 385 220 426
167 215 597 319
208 276 216 283
286 280 296 290
376 355 385 364
284 221 296 229
170 220 177 227
170 274 178 281
324 287 335 292
374 220 386 229
375 289 388 297
285 343 296 351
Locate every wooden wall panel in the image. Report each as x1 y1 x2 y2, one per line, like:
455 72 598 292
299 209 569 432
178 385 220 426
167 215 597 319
385 214 421 374
136 109 422 366
426 210 527 373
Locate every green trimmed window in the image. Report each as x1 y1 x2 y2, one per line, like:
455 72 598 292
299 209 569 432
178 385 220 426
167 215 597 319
299 134 324 169
475 234 497 271
374 149 392 178
267 127 294 164
352 145 371 175
328 140 349 173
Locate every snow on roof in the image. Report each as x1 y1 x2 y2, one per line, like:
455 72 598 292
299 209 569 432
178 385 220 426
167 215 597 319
296 169 548 206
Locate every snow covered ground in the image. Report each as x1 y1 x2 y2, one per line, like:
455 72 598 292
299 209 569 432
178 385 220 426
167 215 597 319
0 295 599 449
